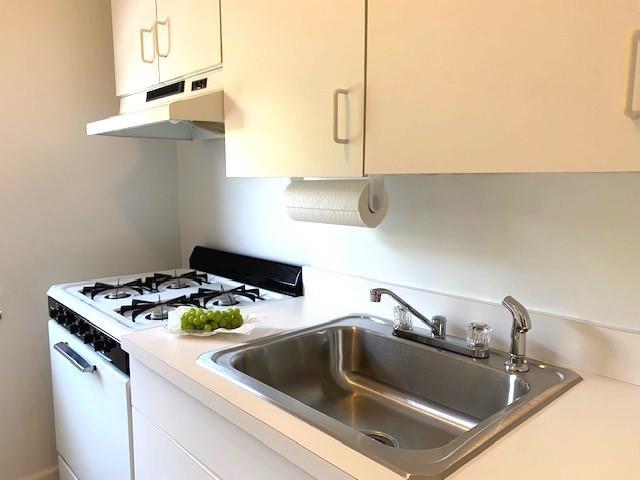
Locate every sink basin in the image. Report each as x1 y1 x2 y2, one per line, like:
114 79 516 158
203 315 581 479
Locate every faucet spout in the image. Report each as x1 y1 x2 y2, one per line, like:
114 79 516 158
369 288 446 338
502 296 531 333
370 289 383 303
502 296 532 372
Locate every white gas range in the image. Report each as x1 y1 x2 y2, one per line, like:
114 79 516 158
47 247 303 480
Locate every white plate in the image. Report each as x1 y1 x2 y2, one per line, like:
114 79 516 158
163 306 261 337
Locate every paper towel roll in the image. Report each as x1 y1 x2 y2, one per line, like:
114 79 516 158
284 179 388 228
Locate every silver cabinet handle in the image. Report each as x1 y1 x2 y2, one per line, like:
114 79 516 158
54 342 96 373
625 31 640 119
140 25 156 64
155 18 171 58
333 89 349 144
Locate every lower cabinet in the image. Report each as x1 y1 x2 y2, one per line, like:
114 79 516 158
130 359 354 480
133 408 216 480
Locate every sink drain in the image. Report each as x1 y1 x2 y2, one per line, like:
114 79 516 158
360 430 399 448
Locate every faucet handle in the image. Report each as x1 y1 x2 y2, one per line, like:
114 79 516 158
431 315 447 338
393 305 413 331
466 322 492 350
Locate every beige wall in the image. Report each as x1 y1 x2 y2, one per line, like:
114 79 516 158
0 2 181 479
178 140 640 334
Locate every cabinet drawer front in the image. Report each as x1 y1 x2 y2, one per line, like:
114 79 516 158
366 0 640 174
133 408 217 480
131 359 353 480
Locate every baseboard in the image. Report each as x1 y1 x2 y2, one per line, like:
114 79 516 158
18 466 58 480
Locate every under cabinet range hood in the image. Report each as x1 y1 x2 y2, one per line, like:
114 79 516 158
86 74 225 140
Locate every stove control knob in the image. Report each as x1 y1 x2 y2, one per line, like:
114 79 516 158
68 323 79 334
93 337 105 351
102 339 115 353
57 313 69 325
49 307 61 319
82 333 94 344
77 322 89 334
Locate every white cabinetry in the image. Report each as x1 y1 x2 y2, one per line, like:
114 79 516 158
133 408 215 480
222 0 366 177
110 0 222 97
365 0 640 174
130 359 354 480
222 0 640 177
156 0 222 83
111 0 159 96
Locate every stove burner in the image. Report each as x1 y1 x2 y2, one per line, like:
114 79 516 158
217 294 239 307
189 285 263 308
146 307 169 321
147 270 210 291
81 278 154 300
117 295 199 322
105 290 131 300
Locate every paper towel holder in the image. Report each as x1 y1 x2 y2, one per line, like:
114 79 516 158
367 176 385 213
288 176 386 214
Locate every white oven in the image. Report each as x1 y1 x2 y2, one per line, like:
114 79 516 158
48 320 133 480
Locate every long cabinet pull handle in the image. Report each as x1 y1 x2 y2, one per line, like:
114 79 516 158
155 18 171 58
54 342 96 373
140 25 156 64
625 31 640 119
333 88 350 144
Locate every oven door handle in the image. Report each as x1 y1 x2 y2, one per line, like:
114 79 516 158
54 342 96 373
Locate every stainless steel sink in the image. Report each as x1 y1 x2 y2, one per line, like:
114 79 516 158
205 315 581 479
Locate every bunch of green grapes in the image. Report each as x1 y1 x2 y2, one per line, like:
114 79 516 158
180 307 243 332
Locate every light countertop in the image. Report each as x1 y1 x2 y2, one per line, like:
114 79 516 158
122 297 640 480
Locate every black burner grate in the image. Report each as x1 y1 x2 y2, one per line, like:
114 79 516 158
81 278 155 299
189 285 263 307
146 270 210 291
117 295 199 322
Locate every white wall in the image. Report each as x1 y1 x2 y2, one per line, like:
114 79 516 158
0 2 181 479
178 140 640 333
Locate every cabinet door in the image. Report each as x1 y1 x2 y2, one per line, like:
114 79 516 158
222 0 366 177
111 0 159 96
366 0 640 174
132 409 216 480
156 0 222 83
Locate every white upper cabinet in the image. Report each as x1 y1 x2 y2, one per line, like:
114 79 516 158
222 0 366 177
155 0 222 83
365 0 640 174
111 0 159 97
110 0 221 98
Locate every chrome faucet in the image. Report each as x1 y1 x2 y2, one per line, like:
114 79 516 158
369 288 488 359
370 288 446 337
502 296 532 372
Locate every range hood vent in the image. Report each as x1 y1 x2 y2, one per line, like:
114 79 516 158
86 90 224 140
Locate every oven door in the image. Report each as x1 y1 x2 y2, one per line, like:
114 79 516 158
48 320 133 480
